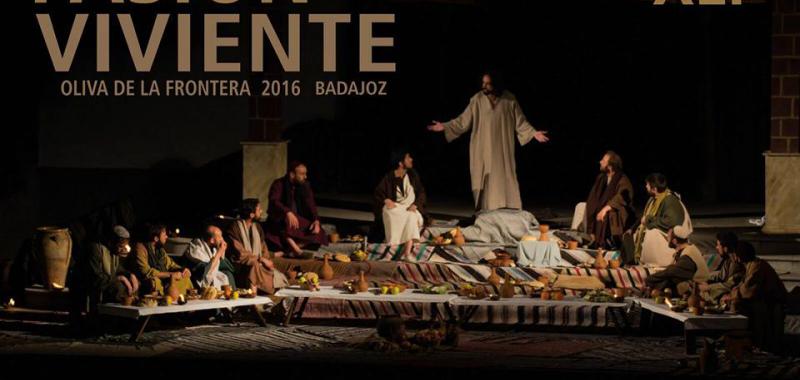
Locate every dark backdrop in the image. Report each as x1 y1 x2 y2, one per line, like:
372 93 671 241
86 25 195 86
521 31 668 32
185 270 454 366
3 0 771 255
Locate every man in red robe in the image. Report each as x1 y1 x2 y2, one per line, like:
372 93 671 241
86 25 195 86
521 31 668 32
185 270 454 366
265 161 328 256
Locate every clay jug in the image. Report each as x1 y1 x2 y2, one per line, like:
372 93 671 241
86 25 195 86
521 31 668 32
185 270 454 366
33 227 72 290
594 250 608 269
167 278 181 300
501 273 515 298
453 227 466 247
357 271 369 293
321 254 334 280
687 283 701 309
538 224 550 242
487 268 501 287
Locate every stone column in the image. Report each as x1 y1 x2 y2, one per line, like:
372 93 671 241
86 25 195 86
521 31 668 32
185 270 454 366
764 153 800 234
763 1 800 234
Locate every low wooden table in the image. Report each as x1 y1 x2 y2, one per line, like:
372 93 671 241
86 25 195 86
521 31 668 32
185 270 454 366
450 295 629 327
633 298 748 354
98 297 274 342
275 286 457 325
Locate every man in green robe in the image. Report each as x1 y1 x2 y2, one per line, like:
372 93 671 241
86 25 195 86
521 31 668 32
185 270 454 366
130 224 193 297
86 225 138 304
634 173 692 266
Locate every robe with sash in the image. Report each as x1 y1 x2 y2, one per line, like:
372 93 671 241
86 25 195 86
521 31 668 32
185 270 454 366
226 219 288 295
635 190 692 266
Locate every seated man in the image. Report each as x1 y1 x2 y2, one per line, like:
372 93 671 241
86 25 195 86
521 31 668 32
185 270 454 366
227 199 288 295
185 225 236 289
131 224 193 297
374 150 427 258
723 241 787 353
644 226 709 295
634 173 692 266
266 161 328 256
699 231 744 303
580 150 635 250
86 225 138 304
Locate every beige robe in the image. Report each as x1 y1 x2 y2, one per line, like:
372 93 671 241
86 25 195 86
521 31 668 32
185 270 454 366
444 91 538 211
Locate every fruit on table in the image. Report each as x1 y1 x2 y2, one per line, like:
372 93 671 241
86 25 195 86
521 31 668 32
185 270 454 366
380 286 389 295
391 286 401 295
333 253 350 263
231 291 239 300
201 287 219 300
351 250 368 261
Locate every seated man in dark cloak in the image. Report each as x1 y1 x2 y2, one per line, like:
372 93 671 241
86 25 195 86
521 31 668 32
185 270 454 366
723 241 788 354
265 161 328 256
583 151 635 249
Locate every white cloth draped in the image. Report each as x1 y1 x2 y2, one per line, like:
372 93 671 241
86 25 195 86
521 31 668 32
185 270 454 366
185 238 230 289
382 174 424 245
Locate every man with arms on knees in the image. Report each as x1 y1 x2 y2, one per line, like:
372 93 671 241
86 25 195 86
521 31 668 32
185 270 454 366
265 161 328 256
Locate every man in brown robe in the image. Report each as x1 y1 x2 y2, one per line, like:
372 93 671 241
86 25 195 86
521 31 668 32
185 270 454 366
699 231 744 302
227 198 288 295
584 151 634 249
428 71 550 211
723 241 787 353
265 162 328 256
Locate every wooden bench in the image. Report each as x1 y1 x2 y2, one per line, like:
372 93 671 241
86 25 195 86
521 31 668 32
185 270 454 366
98 296 274 342
633 298 748 354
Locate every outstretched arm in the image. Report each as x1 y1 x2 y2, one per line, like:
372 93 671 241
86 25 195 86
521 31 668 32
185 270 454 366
513 100 548 145
428 98 476 142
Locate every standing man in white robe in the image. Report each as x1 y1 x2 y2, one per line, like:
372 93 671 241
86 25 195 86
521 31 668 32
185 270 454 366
428 71 550 211
374 151 427 258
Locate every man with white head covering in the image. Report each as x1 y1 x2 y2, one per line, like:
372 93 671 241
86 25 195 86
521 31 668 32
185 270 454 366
644 225 709 295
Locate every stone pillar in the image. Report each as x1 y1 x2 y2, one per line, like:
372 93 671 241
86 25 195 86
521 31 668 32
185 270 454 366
763 1 800 234
242 141 288 220
763 153 800 234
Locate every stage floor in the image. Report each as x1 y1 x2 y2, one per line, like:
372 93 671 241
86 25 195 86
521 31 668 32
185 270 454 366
1 321 798 379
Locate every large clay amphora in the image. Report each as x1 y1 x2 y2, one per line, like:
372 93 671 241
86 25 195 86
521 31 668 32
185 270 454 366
33 227 72 290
